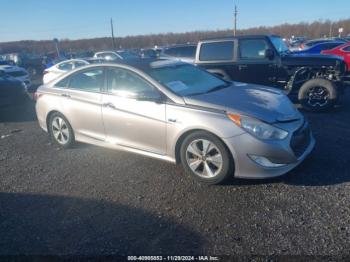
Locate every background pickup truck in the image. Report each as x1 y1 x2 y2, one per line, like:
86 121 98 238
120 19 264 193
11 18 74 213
195 35 348 112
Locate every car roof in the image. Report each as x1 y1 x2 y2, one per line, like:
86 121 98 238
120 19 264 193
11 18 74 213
201 34 280 42
70 58 185 72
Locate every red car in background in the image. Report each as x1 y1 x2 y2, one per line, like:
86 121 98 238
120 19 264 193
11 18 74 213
322 42 350 72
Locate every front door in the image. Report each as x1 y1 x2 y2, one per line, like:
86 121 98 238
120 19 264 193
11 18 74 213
102 67 167 155
236 38 276 86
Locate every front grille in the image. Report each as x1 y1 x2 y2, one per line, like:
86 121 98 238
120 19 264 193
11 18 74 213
290 121 311 158
7 71 27 77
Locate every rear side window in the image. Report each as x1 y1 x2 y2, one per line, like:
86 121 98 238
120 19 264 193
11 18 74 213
163 46 196 58
239 39 268 60
68 68 104 92
199 41 234 61
343 46 350 52
58 62 73 71
320 43 342 51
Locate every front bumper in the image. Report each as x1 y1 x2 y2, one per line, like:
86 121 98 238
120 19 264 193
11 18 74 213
223 121 315 179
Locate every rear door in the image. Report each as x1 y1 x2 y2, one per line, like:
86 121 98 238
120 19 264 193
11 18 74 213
236 38 277 85
102 67 167 154
57 67 106 141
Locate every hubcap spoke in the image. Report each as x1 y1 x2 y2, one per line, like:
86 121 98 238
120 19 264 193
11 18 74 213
187 143 202 157
52 117 69 144
203 162 214 177
202 140 211 155
206 154 223 168
189 159 203 171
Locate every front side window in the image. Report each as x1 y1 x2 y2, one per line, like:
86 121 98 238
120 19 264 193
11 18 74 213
270 36 289 53
148 63 228 96
239 39 269 60
68 68 104 92
199 41 234 61
107 67 159 99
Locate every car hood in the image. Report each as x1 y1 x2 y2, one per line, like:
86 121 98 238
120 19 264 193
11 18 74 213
282 53 344 67
183 83 302 124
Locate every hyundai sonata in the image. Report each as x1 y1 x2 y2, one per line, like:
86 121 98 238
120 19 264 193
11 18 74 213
35 59 315 184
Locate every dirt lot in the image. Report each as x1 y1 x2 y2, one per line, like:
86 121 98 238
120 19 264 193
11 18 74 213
0 92 350 256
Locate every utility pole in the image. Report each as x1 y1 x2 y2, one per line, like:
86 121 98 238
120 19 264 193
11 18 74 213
233 3 238 36
111 18 116 50
329 22 333 38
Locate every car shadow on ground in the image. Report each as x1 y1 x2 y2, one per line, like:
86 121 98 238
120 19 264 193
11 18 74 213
0 192 204 255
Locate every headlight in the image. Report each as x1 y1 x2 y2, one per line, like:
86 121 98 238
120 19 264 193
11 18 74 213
227 113 288 140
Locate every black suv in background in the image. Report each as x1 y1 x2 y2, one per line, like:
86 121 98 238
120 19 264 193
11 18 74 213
195 35 347 111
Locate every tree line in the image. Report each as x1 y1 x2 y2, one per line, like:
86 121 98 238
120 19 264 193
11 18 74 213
0 18 349 55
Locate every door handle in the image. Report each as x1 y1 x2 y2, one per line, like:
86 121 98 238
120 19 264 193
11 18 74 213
168 118 177 123
61 93 71 98
238 65 248 70
103 102 116 109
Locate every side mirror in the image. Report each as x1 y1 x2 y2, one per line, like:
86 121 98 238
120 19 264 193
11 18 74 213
265 49 275 60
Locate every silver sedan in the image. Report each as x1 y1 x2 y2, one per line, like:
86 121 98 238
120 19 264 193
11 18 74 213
35 59 315 184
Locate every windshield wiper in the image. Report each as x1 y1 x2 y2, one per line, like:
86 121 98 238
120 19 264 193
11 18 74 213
187 83 230 96
206 83 230 93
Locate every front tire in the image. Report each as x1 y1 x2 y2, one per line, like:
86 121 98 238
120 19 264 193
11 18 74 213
180 131 233 185
298 78 337 112
48 112 75 148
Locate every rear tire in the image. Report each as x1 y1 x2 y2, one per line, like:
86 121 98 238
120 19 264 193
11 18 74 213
180 131 233 185
298 78 337 112
48 112 75 149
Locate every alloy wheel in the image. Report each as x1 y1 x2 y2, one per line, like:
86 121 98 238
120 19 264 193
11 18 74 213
307 86 330 108
51 116 70 145
185 139 223 178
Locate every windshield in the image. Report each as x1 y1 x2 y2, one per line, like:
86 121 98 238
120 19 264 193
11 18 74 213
147 63 229 96
270 36 289 53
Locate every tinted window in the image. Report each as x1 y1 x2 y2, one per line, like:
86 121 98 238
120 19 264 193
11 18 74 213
343 46 350 52
58 62 73 71
97 52 119 60
173 46 196 58
239 39 269 59
107 68 159 98
199 41 234 61
68 68 104 92
74 61 88 68
55 77 70 88
319 43 343 51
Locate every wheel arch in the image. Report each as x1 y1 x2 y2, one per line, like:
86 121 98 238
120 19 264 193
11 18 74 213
174 128 235 170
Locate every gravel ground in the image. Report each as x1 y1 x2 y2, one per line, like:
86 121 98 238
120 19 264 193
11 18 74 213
0 92 350 256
